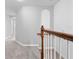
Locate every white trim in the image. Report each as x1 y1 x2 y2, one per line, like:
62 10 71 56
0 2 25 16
15 40 39 47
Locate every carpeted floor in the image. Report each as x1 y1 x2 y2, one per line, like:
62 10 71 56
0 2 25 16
5 39 40 59
5 39 64 59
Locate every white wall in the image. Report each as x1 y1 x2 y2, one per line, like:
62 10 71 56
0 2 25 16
16 6 41 45
54 0 73 34
53 0 73 59
41 9 50 28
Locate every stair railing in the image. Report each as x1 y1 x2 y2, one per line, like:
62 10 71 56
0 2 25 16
37 25 73 59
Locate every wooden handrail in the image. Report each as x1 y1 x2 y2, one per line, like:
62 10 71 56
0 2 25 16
40 25 73 41
44 29 73 41
37 25 73 59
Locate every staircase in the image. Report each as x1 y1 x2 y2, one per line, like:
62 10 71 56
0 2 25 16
37 25 73 59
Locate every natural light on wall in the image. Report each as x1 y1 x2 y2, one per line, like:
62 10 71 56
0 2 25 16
41 9 50 28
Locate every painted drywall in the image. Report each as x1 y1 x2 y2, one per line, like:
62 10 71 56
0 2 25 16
16 6 41 45
41 9 50 28
53 0 73 59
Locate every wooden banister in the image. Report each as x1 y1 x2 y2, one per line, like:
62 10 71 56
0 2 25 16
41 26 44 59
37 25 73 59
39 25 73 41
44 29 73 41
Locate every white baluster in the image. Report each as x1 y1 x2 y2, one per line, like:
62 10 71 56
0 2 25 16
54 36 56 59
46 34 49 59
59 38 61 59
49 34 51 59
48 34 49 59
67 40 69 59
50 35 52 59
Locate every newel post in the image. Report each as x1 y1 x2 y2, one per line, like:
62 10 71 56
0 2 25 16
41 25 44 59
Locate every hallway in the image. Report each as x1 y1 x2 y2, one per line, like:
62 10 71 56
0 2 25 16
5 0 73 59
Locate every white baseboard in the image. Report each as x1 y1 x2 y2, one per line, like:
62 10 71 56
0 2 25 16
15 40 39 47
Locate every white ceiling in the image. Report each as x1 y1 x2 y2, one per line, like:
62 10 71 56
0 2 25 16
5 0 58 13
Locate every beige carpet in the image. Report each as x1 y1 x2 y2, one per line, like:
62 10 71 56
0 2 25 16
5 39 64 59
5 39 40 59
